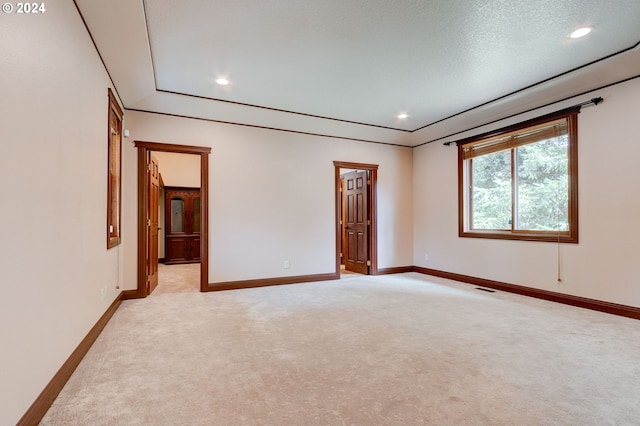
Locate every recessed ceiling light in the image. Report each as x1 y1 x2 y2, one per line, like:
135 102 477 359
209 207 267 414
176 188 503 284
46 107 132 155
216 78 229 86
397 113 408 119
570 27 591 39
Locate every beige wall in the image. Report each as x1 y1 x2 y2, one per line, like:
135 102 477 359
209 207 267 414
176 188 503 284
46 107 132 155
413 77 640 308
122 111 414 285
153 151 201 188
0 2 123 424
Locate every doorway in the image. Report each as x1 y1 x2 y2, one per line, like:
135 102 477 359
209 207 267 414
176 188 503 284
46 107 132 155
334 161 378 277
135 141 211 298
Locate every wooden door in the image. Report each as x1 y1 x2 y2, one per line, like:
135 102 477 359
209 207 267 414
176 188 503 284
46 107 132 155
343 170 369 274
340 178 346 265
147 154 160 295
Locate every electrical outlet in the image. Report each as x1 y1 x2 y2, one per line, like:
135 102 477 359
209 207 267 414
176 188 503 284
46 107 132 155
100 287 106 301
424 254 429 261
283 260 290 269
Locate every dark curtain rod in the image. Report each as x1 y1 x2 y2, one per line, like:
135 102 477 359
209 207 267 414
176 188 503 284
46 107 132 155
443 97 603 146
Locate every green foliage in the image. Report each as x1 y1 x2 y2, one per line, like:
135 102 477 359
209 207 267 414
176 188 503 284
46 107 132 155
470 136 568 231
471 150 511 229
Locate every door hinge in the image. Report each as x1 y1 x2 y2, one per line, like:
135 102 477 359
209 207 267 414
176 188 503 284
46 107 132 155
367 180 371 185
367 260 371 266
147 219 152 226
339 187 342 192
147 164 152 171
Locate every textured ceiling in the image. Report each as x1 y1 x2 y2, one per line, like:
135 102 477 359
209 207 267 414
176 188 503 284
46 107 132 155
145 0 640 130
76 0 640 145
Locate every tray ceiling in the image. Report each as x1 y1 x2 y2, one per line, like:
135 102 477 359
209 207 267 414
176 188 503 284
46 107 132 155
76 0 640 145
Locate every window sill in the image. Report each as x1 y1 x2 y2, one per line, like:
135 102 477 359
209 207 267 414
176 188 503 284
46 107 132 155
460 230 578 244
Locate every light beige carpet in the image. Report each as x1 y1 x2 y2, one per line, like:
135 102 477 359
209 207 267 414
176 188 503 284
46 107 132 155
41 273 640 425
340 265 364 279
151 263 200 295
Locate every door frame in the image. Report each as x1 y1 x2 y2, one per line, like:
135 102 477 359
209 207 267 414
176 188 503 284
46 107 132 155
135 141 211 297
334 161 379 276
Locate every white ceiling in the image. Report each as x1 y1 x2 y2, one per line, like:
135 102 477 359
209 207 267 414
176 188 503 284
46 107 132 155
76 0 640 146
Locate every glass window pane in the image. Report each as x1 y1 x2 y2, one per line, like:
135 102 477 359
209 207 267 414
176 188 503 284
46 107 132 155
107 89 122 249
193 197 201 233
171 198 185 233
515 136 569 231
471 150 512 230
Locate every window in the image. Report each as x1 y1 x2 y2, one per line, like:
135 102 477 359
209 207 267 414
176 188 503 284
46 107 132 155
107 88 123 249
458 108 579 243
